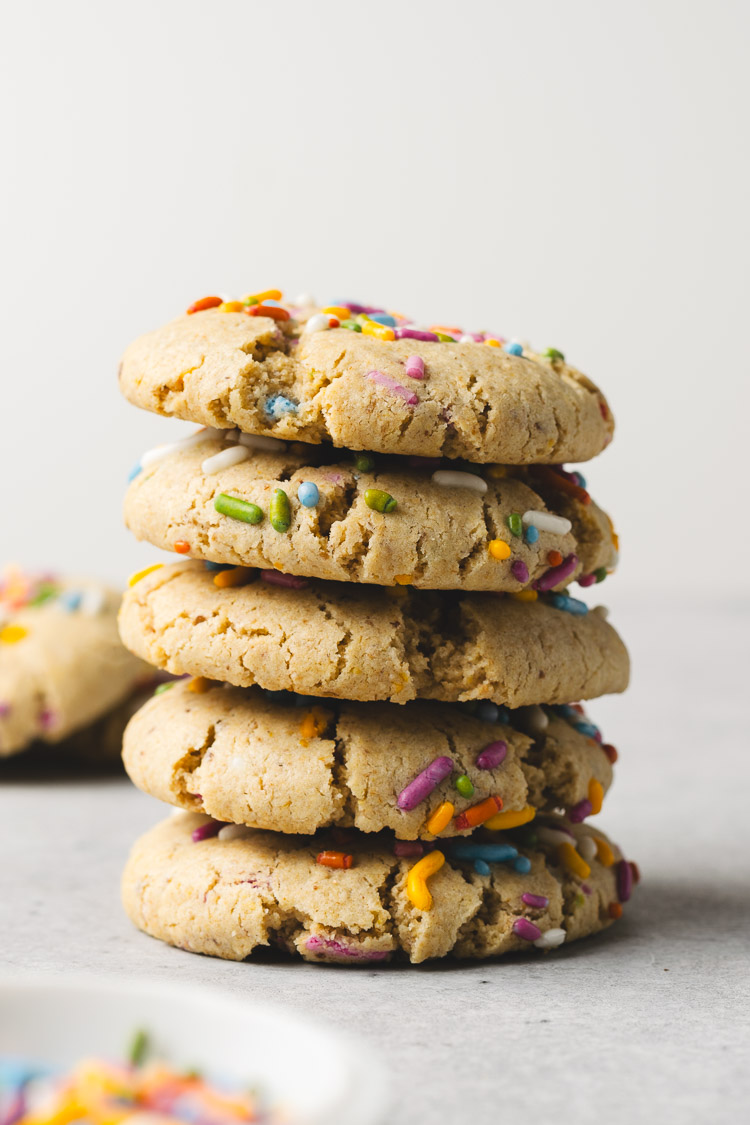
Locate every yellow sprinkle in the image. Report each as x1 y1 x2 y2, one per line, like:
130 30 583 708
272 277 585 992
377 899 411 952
188 676 212 693
486 465 508 479
300 706 331 740
594 836 615 867
361 321 396 342
425 801 454 835
511 589 538 602
485 805 536 831
128 564 162 587
243 289 282 303
213 565 255 589
484 338 501 347
0 623 27 644
394 574 413 585
218 300 244 313
488 539 511 561
322 306 352 319
588 777 604 815
558 841 591 879
406 850 445 911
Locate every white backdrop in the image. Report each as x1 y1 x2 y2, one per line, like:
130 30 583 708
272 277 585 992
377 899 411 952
1 0 748 600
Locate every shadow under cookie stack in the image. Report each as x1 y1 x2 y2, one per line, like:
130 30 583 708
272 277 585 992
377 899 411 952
117 290 637 965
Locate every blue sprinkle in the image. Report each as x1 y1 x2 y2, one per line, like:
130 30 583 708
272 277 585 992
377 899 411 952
513 856 532 874
504 342 523 356
573 720 600 739
127 463 142 482
574 472 587 488
475 701 499 723
203 561 232 572
524 525 539 545
496 707 511 725
448 842 518 863
474 859 491 876
553 703 579 721
260 299 284 307
549 593 589 616
368 313 397 327
264 395 298 420
58 590 82 612
298 481 320 508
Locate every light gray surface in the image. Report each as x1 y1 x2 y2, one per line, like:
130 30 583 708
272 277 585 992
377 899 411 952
2 598 748 1124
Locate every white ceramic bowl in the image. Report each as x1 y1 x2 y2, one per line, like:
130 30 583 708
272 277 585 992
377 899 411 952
0 974 388 1125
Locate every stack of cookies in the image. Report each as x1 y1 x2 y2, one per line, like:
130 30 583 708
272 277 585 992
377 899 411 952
116 291 636 965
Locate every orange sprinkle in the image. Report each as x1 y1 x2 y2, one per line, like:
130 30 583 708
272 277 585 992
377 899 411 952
488 539 511 561
317 851 353 870
454 795 502 831
300 706 331 740
394 574 413 585
557 841 591 879
188 676 212 694
187 296 222 314
218 300 245 313
594 837 615 867
244 289 282 304
511 590 538 602
588 778 604 815
361 321 396 341
246 304 290 321
425 801 454 835
630 861 641 884
213 566 255 589
609 902 623 919
323 306 352 319
174 540 191 554
547 549 563 567
534 467 591 506
602 743 618 764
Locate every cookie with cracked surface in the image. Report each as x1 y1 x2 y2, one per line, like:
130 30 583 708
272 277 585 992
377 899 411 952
118 309 613 465
0 568 149 757
124 435 616 591
121 811 634 964
118 561 629 706
122 680 614 838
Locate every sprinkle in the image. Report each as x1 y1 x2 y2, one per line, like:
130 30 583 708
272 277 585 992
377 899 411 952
511 560 529 584
260 570 308 588
454 775 474 798
362 320 396 341
474 859 491 876
602 743 618 763
512 590 538 602
214 493 264 524
514 856 532 873
354 453 375 472
140 428 223 469
0 702 10 717
218 824 253 841
549 593 589 616
128 564 162 587
616 858 633 902
300 706 330 739
542 347 565 362
317 850 353 869
507 512 523 537
304 313 332 333
609 902 623 919
485 805 536 831
322 306 352 319
547 550 564 567
431 469 488 495
448 841 518 862
394 574 413 585
395 327 439 342
57 589 82 612
522 510 572 536
269 488 292 532
187 296 222 314
405 355 425 379
394 841 425 857
454 795 503 831
578 572 597 587
237 431 288 452
425 801 455 835
201 445 251 474
588 778 604 815
476 740 508 770
397 756 455 810
264 395 297 420
191 820 223 842
557 842 591 879
594 837 615 867
369 313 397 327
577 835 597 861
524 525 539 545
475 701 500 722
513 917 541 941
534 553 579 591
154 682 173 695
484 337 501 347
573 719 599 738
488 539 512 561
219 300 244 313
595 566 608 583
569 798 593 823
339 319 362 332
406 850 445 910
187 676 213 694
522 892 549 908
246 304 290 320
297 481 320 508
174 540 190 554
534 467 591 506
367 369 418 404
534 928 566 949
365 488 397 513
537 825 575 846
213 566 255 589
504 342 523 356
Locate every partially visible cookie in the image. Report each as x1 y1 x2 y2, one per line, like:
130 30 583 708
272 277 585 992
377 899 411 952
118 562 630 707
118 304 614 464
123 680 614 838
122 811 635 964
124 435 616 591
0 568 149 757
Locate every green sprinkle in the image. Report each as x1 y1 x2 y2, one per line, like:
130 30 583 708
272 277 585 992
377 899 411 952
364 488 397 513
242 297 258 306
154 682 174 695
455 774 475 798
435 332 455 342
269 488 292 533
594 567 608 583
340 319 362 332
128 1029 149 1066
507 512 523 537
354 453 375 472
575 892 586 907
214 493 264 525
542 347 565 362
28 584 59 607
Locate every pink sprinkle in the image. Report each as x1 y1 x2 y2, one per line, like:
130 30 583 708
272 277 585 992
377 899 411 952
327 472 344 484
394 328 439 342
476 740 508 770
569 798 593 823
306 935 389 961
533 553 579 592
260 570 309 589
393 841 425 857
39 709 57 730
511 560 529 584
617 858 632 902
0 702 10 717
513 917 542 942
578 572 597 587
367 369 419 405
397 756 454 810
191 820 223 842
405 355 425 380
521 893 549 909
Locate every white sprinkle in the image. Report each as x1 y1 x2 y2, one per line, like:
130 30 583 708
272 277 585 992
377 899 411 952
78 587 106 616
140 428 223 469
578 835 597 861
218 824 253 841
522 510 573 535
431 470 488 494
533 927 566 950
238 432 287 452
303 313 331 334
459 334 476 343
293 293 316 307
536 826 576 846
201 445 250 474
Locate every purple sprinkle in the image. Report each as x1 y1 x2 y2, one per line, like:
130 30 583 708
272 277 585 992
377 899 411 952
578 572 597 587
339 302 386 316
397 755 454 810
306 935 389 961
513 917 542 942
511 560 529 584
367 369 419 405
394 328 439 342
617 858 633 903
260 570 308 589
521 893 549 909
405 355 425 379
533 553 579 592
476 740 508 770
191 820 224 842
393 841 425 857
582 883 592 896
569 798 593 823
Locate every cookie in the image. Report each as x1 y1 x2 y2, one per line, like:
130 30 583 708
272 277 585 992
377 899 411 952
118 304 613 465
123 680 614 838
118 562 629 706
124 435 616 592
121 811 635 964
0 568 149 757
